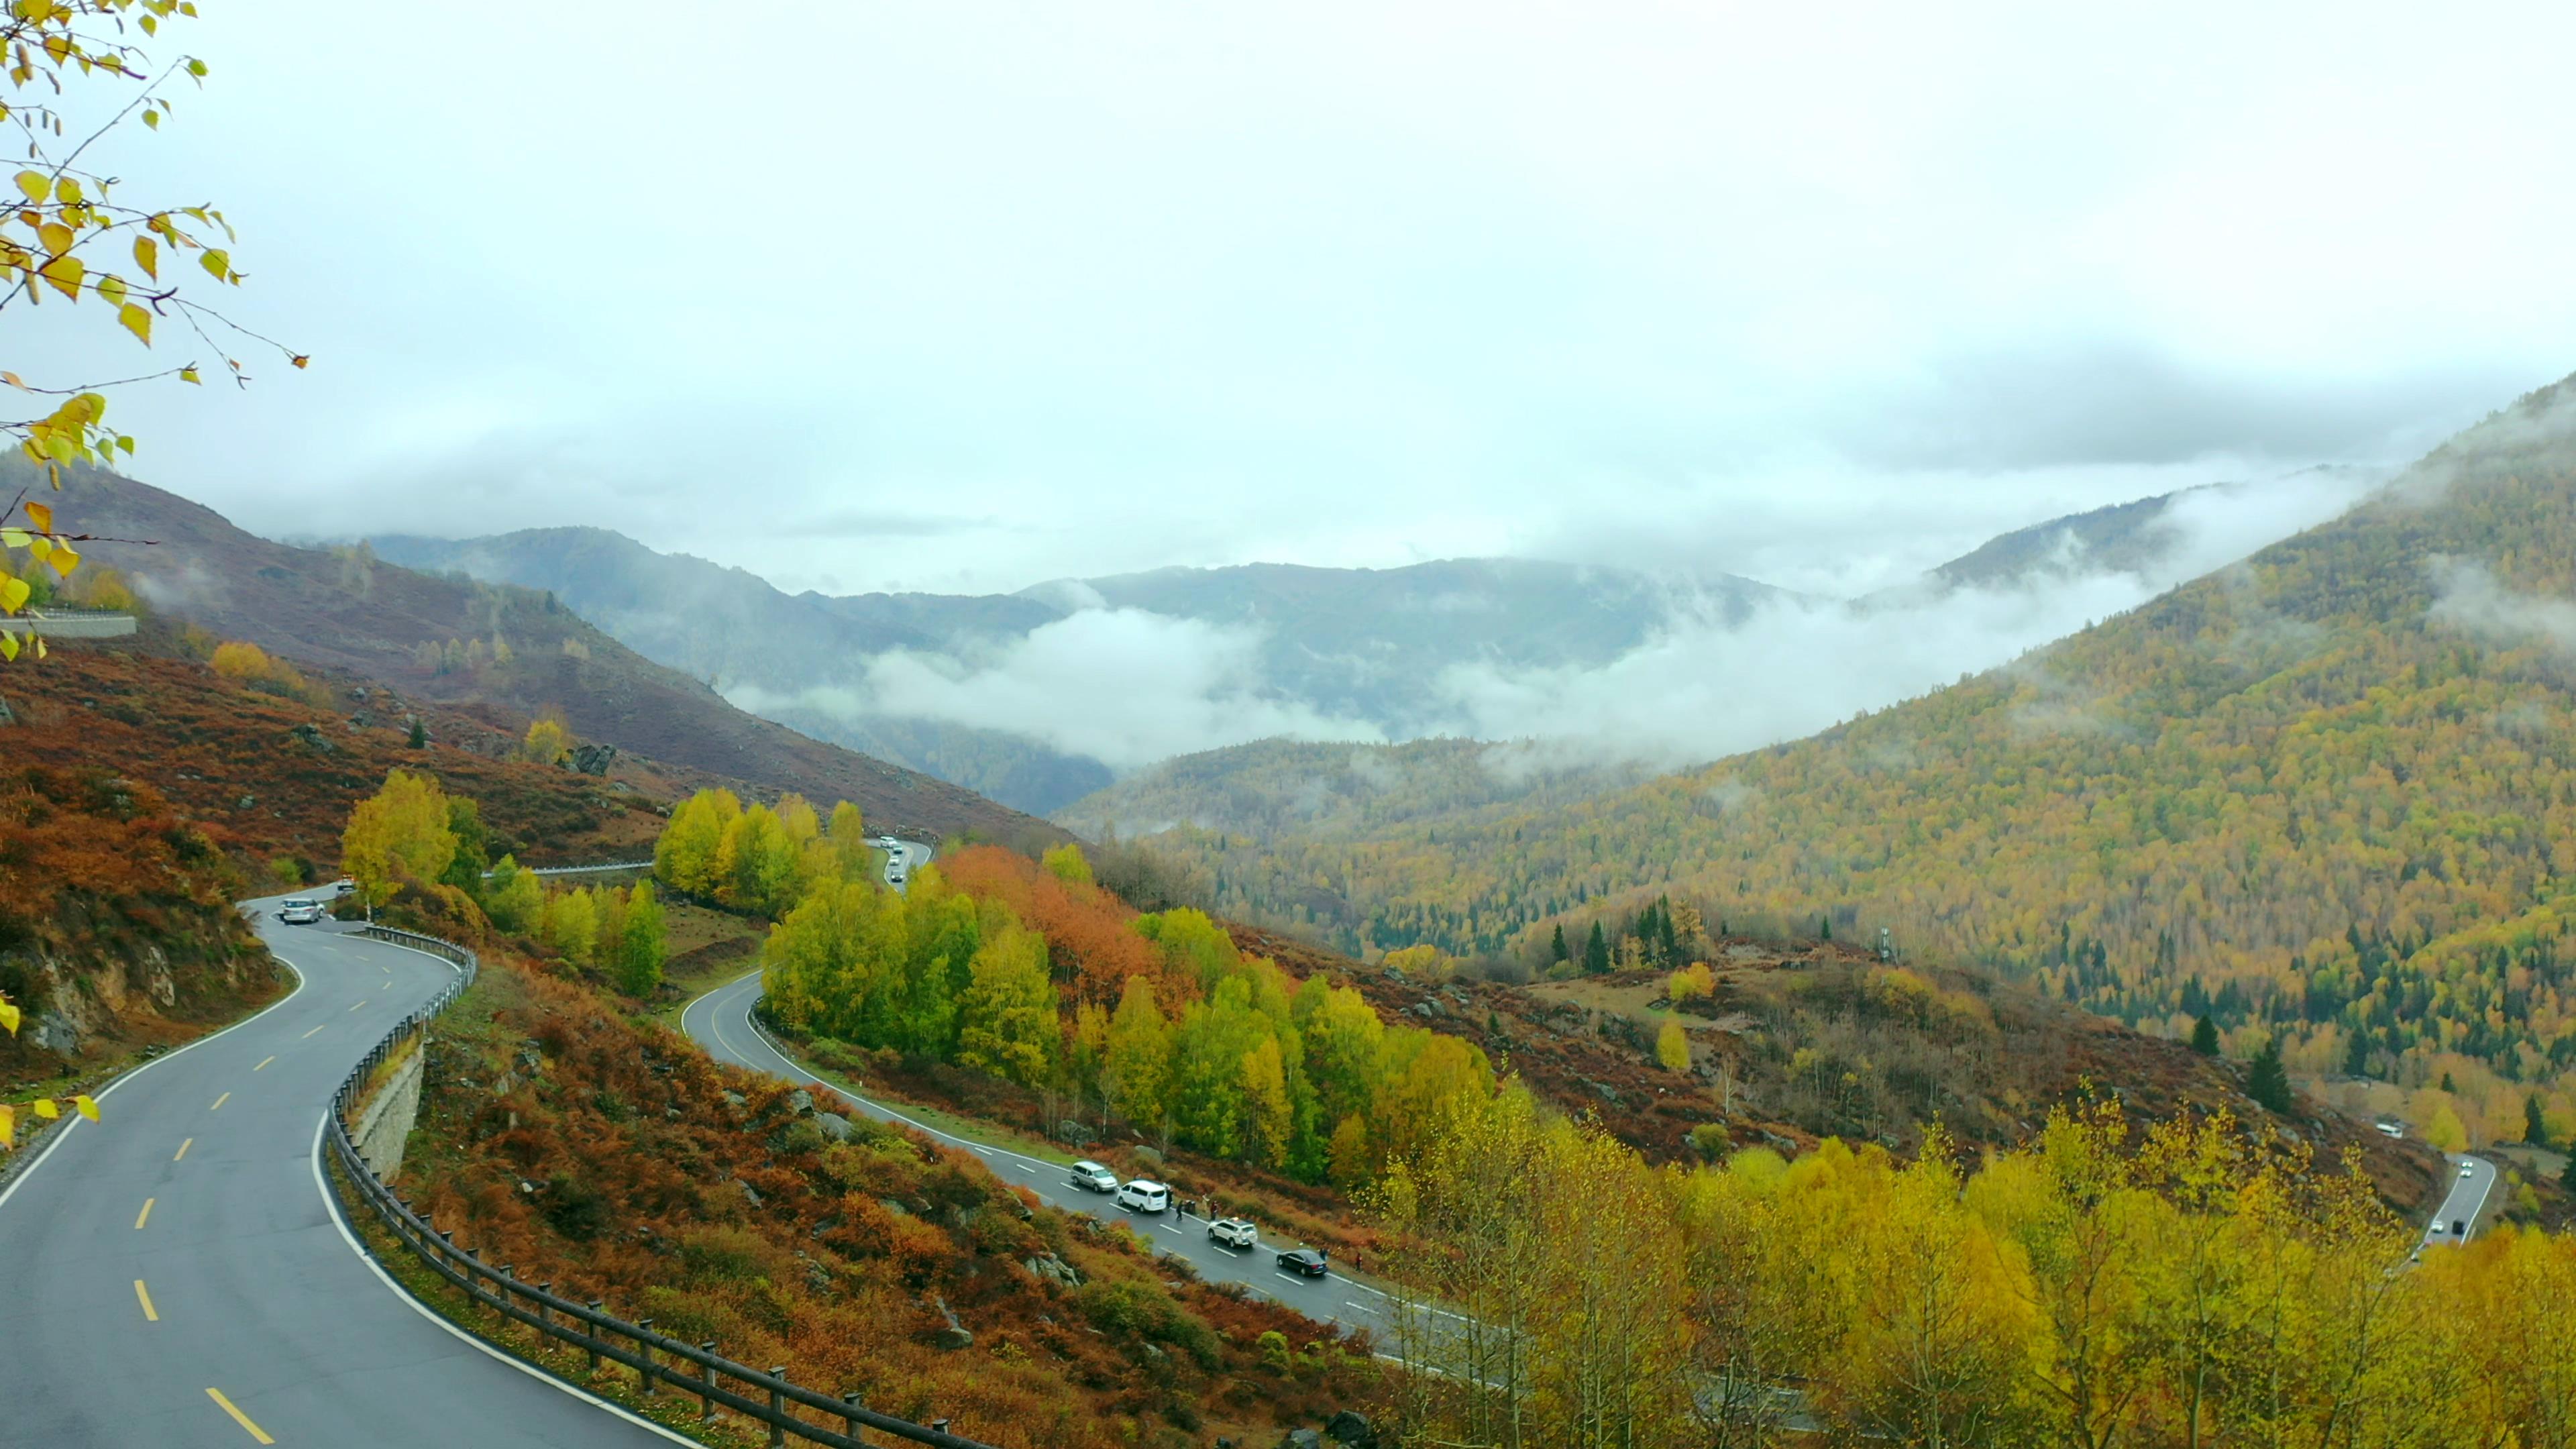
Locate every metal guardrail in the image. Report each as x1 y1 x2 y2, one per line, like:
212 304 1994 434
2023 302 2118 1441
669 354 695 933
478 860 656 879
326 926 994 1449
0 607 138 637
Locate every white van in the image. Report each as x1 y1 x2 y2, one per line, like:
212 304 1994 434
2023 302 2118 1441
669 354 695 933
1114 1179 1169 1213
1069 1161 1118 1193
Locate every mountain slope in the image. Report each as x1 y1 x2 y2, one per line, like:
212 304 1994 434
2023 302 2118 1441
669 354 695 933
33 468 1063 847
1108 374 2576 1134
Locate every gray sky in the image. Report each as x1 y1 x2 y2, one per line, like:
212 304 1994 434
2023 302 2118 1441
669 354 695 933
62 1 2574 598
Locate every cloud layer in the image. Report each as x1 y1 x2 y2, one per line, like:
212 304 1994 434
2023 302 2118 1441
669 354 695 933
64 1 2573 602
737 472 2384 777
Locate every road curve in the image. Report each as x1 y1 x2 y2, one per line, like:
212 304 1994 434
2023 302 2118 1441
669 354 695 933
2424 1152 2499 1250
0 897 679 1448
680 968 1399 1340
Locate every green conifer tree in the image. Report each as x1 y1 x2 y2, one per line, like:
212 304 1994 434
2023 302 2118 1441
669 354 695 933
2247 1034 2294 1114
2191 1014 2220 1057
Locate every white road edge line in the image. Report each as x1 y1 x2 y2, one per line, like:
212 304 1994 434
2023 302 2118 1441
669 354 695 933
308 1113 698 1447
0 954 309 1216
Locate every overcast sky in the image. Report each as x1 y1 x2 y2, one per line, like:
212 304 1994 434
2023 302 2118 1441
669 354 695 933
54 2 2575 598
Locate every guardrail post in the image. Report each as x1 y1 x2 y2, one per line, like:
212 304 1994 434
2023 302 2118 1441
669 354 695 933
699 1344 718 1422
843 1391 869 1445
636 1320 655 1395
537 1282 553 1333
768 1367 789 1448
588 1302 605 1372
932 1419 952 1436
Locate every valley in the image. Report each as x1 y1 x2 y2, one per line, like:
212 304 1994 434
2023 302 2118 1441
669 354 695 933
7 9 2576 1445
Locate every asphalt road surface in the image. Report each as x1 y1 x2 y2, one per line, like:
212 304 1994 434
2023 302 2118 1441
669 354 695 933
0 896 680 1448
2424 1152 2499 1251
681 968 1403 1341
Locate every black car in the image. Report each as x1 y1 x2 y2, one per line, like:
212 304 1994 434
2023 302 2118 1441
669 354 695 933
1277 1247 1328 1277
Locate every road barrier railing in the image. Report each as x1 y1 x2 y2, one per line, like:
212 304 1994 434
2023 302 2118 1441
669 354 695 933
325 925 994 1449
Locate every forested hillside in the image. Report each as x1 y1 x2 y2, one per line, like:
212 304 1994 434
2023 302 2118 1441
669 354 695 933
1121 375 2576 1136
29 465 1063 847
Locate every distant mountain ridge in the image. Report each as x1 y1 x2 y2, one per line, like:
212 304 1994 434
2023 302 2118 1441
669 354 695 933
370 468 2369 816
29 467 1064 848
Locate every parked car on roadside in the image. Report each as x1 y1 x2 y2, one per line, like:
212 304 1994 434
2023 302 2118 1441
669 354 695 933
1208 1218 1258 1250
1115 1179 1170 1213
1277 1246 1328 1277
278 898 325 925
1069 1161 1118 1193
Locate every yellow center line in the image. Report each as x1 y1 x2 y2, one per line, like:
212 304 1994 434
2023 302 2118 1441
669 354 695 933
173 1136 191 1162
252 1055 275 1072
208 1092 229 1112
134 1279 158 1321
136 1197 154 1230
301 1024 326 1039
205 1388 275 1445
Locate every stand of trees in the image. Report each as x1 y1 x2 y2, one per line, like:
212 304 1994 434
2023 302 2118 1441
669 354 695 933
340 771 665 996
753 843 1497 1185
1379 1091 2576 1449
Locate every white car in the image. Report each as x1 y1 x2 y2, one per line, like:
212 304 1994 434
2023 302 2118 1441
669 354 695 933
329 878 357 898
2460 1163 2476 1179
1114 1178 1170 1213
278 898 325 925
1208 1218 1258 1250
1069 1161 1118 1193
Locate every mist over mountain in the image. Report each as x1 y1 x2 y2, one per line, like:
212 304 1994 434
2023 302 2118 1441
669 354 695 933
370 466 2372 815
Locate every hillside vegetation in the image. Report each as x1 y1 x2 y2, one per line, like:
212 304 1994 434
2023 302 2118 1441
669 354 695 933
1116 375 2576 1139
388 931 1371 1448
0 761 277 1094
31 464 1063 847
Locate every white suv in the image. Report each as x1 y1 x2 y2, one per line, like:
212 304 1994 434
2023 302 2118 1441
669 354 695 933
1208 1218 1258 1250
1114 1179 1169 1213
278 898 325 925
1069 1161 1118 1193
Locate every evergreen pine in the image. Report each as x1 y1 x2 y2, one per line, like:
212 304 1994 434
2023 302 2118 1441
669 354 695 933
1583 920 1612 975
2441 1071 2458 1093
2190 1014 2220 1057
2246 1035 2294 1114
2526 1092 2550 1150
2563 1150 2576 1195
2342 1027 2369 1077
407 718 427 749
1550 922 1570 964
1819 914 1831 942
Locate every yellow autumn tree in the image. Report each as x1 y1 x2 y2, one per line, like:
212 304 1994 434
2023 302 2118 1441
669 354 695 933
0 2 305 665
519 716 573 766
341 769 459 909
1655 1016 1691 1073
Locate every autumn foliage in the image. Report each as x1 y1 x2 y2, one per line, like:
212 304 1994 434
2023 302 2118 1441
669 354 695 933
757 843 1499 1188
396 954 1373 1447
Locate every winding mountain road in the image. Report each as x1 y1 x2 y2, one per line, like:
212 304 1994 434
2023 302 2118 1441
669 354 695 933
0 897 680 1448
680 842 1401 1341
